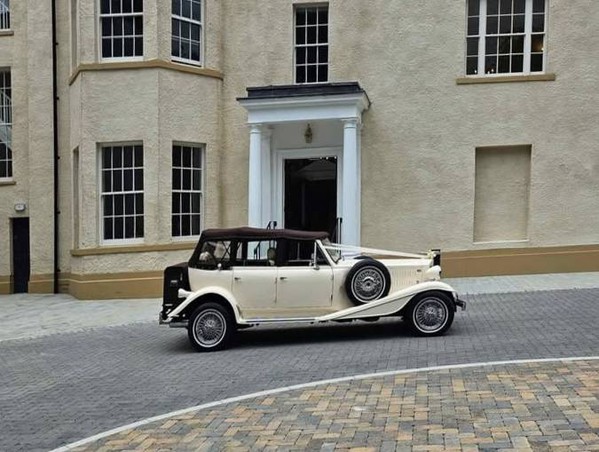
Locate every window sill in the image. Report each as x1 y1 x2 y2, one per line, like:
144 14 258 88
0 180 15 186
0 30 14 37
69 59 223 85
71 242 195 256
456 73 556 85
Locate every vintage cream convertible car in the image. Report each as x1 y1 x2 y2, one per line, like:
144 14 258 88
160 227 466 352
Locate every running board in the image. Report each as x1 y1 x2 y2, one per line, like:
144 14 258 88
244 317 319 325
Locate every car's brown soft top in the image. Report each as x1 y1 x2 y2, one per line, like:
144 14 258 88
200 226 329 242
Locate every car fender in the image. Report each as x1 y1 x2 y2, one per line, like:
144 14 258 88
317 280 459 321
167 286 244 324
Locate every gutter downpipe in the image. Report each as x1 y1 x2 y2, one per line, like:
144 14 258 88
51 0 59 293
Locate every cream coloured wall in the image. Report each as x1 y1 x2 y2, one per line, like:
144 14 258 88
220 0 599 255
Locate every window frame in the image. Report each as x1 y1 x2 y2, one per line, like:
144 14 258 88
0 68 12 181
0 0 10 31
171 0 204 67
98 0 144 62
98 142 145 245
171 142 204 240
293 4 329 84
465 0 548 77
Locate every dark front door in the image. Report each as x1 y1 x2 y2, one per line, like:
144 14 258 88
11 217 30 293
284 157 337 234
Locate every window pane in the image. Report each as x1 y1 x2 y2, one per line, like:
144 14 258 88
307 64 317 82
101 18 111 36
318 25 327 44
514 0 525 13
124 169 133 190
467 37 478 56
135 37 143 56
513 14 525 33
467 57 478 75
500 0 512 14
125 217 134 238
172 193 180 213
112 217 123 239
172 0 180 16
181 40 190 59
488 0 499 15
124 17 133 35
531 34 544 53
101 0 111 14
307 46 316 64
296 8 305 26
296 66 305 83
134 146 143 166
191 43 200 62
181 21 190 38
113 38 123 58
307 26 316 44
136 193 144 213
468 0 480 17
182 0 190 18
183 169 192 190
192 193 201 213
468 17 479 36
318 46 328 64
319 64 328 82
125 194 134 214
498 55 510 73
102 38 112 58
192 215 201 235
486 16 498 34
318 8 328 24
114 194 124 215
102 171 112 192
111 0 121 14
191 1 201 21
191 23 200 41
511 54 523 72
182 193 191 213
295 26 305 45
532 14 544 32
103 196 113 216
192 146 201 167
124 37 134 56
486 37 498 55
512 35 524 53
133 0 143 12
134 169 143 190
104 218 113 240
500 15 511 34
122 0 132 13
135 216 144 237
533 0 545 13
485 55 497 73
172 216 180 237
182 215 191 236
306 9 317 25
531 53 543 71
498 36 510 54
192 170 201 190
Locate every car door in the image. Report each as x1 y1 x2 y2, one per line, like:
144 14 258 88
231 240 277 311
276 240 333 309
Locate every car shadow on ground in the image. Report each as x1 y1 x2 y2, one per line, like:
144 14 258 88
233 318 416 349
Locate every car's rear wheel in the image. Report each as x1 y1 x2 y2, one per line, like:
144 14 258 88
345 259 391 304
405 291 454 336
188 303 234 352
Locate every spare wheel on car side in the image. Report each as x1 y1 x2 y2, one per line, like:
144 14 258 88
345 259 391 304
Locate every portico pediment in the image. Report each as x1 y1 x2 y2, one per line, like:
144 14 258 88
237 82 370 124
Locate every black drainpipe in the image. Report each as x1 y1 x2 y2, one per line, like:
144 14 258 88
51 0 59 293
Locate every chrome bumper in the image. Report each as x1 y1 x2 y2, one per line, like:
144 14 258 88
455 298 467 311
158 313 188 328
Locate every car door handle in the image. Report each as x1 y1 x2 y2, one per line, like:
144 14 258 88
234 277 241 281
279 276 288 280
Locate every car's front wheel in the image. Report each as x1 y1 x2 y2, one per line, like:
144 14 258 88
405 291 454 336
188 303 234 352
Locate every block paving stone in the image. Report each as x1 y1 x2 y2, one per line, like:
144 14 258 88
74 360 599 451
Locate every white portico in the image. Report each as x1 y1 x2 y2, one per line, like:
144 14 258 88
238 83 370 246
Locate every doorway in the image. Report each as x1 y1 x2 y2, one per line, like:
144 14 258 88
284 157 337 234
11 217 30 293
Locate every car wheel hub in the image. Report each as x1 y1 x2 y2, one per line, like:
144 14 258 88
194 310 226 346
354 268 384 301
414 298 447 332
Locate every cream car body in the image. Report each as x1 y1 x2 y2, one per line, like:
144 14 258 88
160 227 466 352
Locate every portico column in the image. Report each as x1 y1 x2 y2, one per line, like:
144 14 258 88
341 118 361 246
248 124 263 227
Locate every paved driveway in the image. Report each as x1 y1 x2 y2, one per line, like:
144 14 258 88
1 288 599 451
